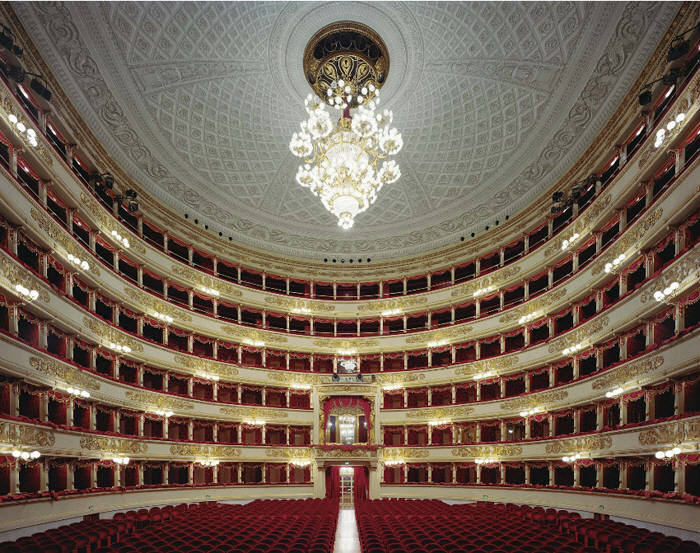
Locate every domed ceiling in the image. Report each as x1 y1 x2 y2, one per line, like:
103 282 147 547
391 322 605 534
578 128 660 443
13 2 678 260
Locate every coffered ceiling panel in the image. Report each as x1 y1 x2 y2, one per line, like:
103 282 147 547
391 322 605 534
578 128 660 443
12 1 679 259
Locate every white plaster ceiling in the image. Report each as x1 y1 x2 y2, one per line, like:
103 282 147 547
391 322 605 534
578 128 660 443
13 2 679 260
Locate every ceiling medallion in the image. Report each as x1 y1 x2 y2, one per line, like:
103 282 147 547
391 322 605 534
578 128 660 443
289 22 403 230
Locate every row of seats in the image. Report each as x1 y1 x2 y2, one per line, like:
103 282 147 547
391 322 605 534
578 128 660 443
0 499 338 553
355 499 699 553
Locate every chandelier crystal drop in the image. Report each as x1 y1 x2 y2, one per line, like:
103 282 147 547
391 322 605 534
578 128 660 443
290 89 403 229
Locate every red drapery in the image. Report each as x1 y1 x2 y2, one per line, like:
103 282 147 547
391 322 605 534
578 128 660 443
323 396 370 422
354 466 368 500
326 466 340 499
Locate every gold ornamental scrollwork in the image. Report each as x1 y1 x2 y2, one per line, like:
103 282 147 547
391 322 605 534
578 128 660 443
130 288 192 322
454 356 519 377
591 356 664 390
0 91 53 164
0 421 55 447
547 315 609 354
265 448 312 459
170 264 242 298
500 390 568 411
450 265 521 299
314 448 375 458
639 250 700 304
0 253 50 303
382 447 429 459
264 296 335 314
80 436 147 455
405 406 474 420
357 296 428 314
30 356 100 391
404 324 473 345
219 406 288 420
545 436 612 455
375 373 425 386
221 326 287 345
124 390 193 411
319 385 377 394
451 445 523 458
590 207 664 275
543 194 612 257
638 420 700 446
499 288 568 324
83 317 144 353
79 193 145 255
312 338 380 349
173 354 238 379
30 209 101 276
170 444 241 457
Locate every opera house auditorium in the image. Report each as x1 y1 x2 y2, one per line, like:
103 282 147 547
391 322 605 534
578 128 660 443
0 2 697 552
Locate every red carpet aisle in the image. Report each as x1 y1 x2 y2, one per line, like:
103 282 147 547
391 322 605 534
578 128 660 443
355 499 700 553
0 499 338 553
334 508 362 553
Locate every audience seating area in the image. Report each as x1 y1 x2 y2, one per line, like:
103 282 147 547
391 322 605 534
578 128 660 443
355 499 700 553
0 499 338 553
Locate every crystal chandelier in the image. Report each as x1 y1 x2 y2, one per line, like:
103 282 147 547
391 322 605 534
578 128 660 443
289 22 403 230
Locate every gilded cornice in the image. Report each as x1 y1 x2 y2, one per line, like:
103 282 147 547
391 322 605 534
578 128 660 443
450 266 521 298
80 435 147 455
404 325 474 346
544 436 612 455
314 447 376 458
221 326 287 345
542 194 612 257
0 421 55 447
78 192 146 255
265 447 311 459
318 385 377 395
266 372 319 387
638 420 700 447
375 373 425 386
30 208 101 276
451 445 524 458
312 338 379 349
29 356 100 391
500 390 569 412
129 288 192 322
405 406 474 420
357 296 428 313
264 296 335 314
219 406 288 420
169 444 241 457
0 89 53 165
0 253 50 303
170 264 242 297
590 207 664 276
381 447 429 459
498 287 568 324
590 356 664 390
547 315 609 354
124 390 193 411
172 354 238 379
454 356 520 377
82 316 144 353
639 249 700 304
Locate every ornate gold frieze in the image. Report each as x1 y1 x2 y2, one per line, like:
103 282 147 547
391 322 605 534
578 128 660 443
590 208 664 275
547 315 609 353
266 372 318 387
314 447 376 458
454 356 519 376
545 436 612 454
500 390 568 411
405 406 474 420
591 356 664 390
219 406 288 420
0 421 55 447
0 91 53 165
30 208 101 276
451 445 523 458
172 353 238 379
265 447 311 458
639 250 700 304
78 193 146 255
80 436 147 454
169 444 241 457
319 385 377 394
264 296 335 313
381 447 430 460
29 356 100 391
312 338 379 349
450 265 521 298
0 253 50 303
221 326 287 345
404 324 473 345
498 288 568 323
638 420 700 446
124 390 193 411
170 264 242 297
129 288 192 322
82 316 144 352
357 296 428 313
375 373 425 386
543 194 612 257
